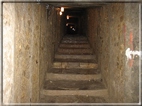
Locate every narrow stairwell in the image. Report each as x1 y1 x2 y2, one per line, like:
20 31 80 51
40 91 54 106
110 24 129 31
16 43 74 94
40 35 108 103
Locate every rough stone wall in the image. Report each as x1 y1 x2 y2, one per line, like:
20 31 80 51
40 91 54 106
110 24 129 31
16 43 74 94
39 4 55 91
87 3 140 103
3 3 15 103
100 3 126 103
14 3 41 103
3 3 64 103
123 3 140 103
87 7 100 56
52 9 61 57
39 5 64 91
39 4 48 92
54 8 65 52
80 11 87 36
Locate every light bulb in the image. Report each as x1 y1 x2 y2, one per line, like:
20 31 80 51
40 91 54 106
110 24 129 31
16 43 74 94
61 7 64 12
67 15 69 19
60 11 62 15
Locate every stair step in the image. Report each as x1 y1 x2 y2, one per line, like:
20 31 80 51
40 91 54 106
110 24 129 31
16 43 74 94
57 52 93 55
55 54 96 60
57 48 93 54
48 68 100 74
46 73 101 81
63 37 88 41
40 95 108 103
61 40 88 43
62 38 88 41
54 59 96 63
60 43 90 48
41 89 108 97
44 80 105 90
53 62 98 69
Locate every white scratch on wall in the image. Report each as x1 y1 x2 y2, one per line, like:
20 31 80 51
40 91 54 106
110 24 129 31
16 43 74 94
125 48 142 60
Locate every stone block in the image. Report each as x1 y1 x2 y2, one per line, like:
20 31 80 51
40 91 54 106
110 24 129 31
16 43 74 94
88 63 98 69
67 62 80 68
80 63 88 68
53 62 62 68
61 62 68 68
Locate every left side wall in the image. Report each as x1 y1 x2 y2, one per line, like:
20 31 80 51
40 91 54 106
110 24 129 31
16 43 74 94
3 3 62 103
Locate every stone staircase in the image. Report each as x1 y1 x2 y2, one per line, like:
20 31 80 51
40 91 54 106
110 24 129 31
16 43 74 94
40 35 108 103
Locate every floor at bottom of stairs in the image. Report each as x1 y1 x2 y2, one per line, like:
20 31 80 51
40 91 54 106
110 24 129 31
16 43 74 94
40 95 107 103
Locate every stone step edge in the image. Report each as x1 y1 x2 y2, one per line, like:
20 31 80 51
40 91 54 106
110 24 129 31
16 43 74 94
62 39 88 41
59 46 91 49
56 52 94 55
57 49 93 54
48 68 100 74
55 54 96 60
59 47 91 49
63 38 88 39
41 89 108 97
61 41 89 43
58 48 92 50
45 73 101 81
60 44 90 46
53 62 98 69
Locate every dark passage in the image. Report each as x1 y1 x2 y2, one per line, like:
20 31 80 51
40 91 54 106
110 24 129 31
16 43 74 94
65 8 86 35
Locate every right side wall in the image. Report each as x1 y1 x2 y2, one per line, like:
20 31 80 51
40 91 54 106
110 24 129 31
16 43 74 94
87 3 140 103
